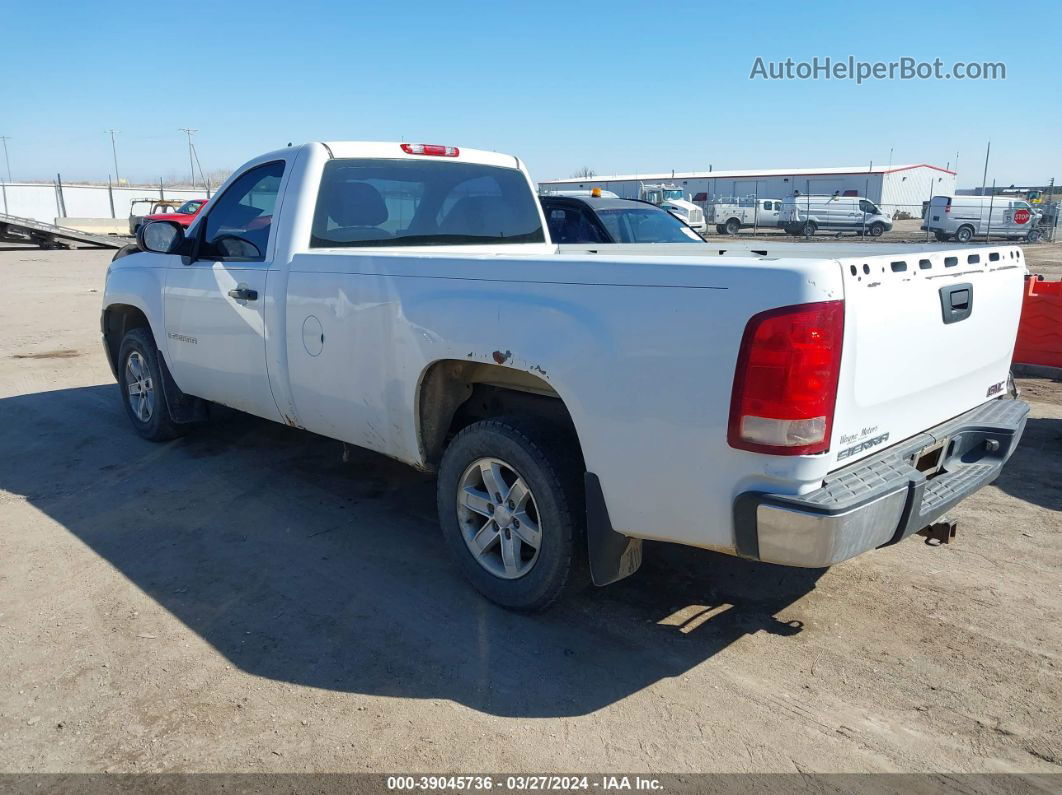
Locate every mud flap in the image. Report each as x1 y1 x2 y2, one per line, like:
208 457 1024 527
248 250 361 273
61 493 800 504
585 472 643 586
157 353 209 425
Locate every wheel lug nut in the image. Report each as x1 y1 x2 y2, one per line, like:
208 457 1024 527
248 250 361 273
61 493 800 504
508 500 515 509
512 518 520 528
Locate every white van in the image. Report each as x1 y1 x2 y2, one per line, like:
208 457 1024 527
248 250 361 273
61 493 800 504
780 195 893 237
923 195 1042 242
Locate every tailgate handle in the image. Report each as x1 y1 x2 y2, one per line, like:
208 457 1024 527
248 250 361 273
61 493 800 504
940 282 973 324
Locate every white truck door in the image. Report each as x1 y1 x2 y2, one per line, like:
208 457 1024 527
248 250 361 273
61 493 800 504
163 161 285 422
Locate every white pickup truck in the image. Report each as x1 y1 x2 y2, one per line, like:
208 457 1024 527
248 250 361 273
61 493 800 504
102 141 1030 611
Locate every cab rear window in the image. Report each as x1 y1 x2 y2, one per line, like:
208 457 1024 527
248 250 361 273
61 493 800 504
311 159 545 247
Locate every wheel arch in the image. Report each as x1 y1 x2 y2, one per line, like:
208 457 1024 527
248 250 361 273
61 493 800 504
415 358 584 470
102 303 154 380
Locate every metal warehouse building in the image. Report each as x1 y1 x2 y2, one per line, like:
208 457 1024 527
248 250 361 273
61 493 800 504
540 164 957 217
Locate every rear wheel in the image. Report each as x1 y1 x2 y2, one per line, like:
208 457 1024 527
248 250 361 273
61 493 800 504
715 224 727 235
118 328 183 442
437 417 587 611
955 225 974 243
725 218 741 235
802 221 817 236
934 231 950 242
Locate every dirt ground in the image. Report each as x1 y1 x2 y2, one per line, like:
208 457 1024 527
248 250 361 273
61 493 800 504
0 246 1060 775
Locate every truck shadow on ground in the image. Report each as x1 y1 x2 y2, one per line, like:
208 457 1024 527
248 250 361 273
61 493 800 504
0 384 824 718
993 417 1062 512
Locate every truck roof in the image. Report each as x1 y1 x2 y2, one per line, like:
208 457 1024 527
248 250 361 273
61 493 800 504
540 195 661 212
319 141 522 170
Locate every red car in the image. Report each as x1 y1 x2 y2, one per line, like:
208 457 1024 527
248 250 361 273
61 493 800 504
141 198 208 231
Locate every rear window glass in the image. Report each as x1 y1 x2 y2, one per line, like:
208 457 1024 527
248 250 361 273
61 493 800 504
311 159 544 247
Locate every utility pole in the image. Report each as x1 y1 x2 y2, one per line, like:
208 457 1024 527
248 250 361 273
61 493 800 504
106 130 120 185
0 136 11 182
980 141 991 197
179 128 198 189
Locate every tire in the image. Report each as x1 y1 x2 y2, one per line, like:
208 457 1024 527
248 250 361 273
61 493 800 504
725 218 741 235
437 417 587 611
955 225 974 243
117 327 183 442
934 231 950 242
715 224 727 235
868 222 885 237
1026 229 1043 243
802 221 817 236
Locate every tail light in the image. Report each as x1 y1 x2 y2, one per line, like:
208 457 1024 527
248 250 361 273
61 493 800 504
728 300 844 455
944 198 952 213
400 143 459 157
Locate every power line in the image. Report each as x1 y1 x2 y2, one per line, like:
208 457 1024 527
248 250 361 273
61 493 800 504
105 130 120 184
179 128 198 189
0 136 12 182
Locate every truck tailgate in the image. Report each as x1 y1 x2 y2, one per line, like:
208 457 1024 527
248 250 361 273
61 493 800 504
829 246 1027 469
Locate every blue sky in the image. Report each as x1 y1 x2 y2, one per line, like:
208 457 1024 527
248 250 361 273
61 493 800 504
1 0 1058 188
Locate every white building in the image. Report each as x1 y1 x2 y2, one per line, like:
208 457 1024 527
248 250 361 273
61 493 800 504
540 164 957 218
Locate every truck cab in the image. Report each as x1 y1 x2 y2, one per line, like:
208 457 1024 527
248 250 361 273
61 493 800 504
638 183 706 233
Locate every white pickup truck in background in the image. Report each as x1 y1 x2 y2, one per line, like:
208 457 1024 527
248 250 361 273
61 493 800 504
102 141 1029 611
707 197 783 235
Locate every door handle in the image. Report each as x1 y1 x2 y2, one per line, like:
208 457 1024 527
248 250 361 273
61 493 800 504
939 282 973 324
228 287 258 301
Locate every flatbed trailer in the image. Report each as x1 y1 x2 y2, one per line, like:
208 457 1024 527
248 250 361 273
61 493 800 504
0 212 128 249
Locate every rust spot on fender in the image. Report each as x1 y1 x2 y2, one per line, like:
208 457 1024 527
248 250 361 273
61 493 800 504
492 350 511 364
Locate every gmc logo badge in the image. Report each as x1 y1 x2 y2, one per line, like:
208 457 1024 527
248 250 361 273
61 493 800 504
986 381 1005 397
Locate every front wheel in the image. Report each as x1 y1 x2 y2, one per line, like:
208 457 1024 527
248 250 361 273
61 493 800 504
802 221 817 236
1026 228 1043 243
868 222 885 237
118 328 182 442
437 417 587 611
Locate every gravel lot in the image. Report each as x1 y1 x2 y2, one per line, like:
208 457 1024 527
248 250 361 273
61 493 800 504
0 246 1060 775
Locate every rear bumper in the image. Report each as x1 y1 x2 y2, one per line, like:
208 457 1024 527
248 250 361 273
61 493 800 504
733 397 1029 568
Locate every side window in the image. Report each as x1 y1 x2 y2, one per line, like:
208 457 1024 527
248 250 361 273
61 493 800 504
201 161 285 261
858 199 875 215
546 208 569 241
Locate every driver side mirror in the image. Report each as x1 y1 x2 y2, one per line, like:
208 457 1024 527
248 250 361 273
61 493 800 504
137 221 185 254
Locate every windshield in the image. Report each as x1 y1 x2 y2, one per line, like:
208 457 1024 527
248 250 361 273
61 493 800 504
596 207 705 243
311 159 544 248
175 200 205 214
663 189 684 200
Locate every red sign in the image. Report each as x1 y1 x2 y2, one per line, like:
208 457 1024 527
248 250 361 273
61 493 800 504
1015 209 1031 224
